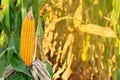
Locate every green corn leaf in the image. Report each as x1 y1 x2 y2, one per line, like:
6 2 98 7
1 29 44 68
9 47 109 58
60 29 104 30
11 72 26 80
10 53 32 77
0 47 8 77
8 33 20 62
0 10 4 22
111 0 120 25
32 0 39 24
21 0 27 20
10 72 33 80
38 18 44 43
15 12 22 36
24 0 33 8
46 60 53 78
117 69 120 80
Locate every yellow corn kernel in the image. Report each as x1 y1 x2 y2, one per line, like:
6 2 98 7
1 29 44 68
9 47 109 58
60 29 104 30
20 16 35 67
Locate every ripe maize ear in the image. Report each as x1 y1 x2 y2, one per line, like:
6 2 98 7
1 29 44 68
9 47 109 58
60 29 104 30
20 15 35 67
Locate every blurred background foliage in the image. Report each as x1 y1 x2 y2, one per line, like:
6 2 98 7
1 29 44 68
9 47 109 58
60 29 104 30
40 0 120 80
0 0 120 80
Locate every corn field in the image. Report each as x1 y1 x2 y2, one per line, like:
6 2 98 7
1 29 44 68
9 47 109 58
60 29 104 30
0 0 120 80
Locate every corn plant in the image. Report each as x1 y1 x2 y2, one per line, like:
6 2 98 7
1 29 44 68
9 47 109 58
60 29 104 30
0 0 52 80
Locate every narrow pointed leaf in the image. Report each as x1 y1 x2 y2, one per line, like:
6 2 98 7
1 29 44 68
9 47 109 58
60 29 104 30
73 5 82 27
46 60 53 78
32 0 39 24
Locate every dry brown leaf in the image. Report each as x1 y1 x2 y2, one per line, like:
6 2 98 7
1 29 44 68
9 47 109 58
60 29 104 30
61 68 72 80
53 62 66 80
67 39 74 65
52 63 58 73
56 52 61 63
30 59 51 80
62 54 74 80
52 68 63 80
60 34 74 63
77 24 116 38
2 65 15 79
50 41 57 57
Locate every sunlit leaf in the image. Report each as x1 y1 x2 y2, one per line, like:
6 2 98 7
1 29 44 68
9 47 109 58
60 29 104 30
1 0 10 33
0 11 4 22
16 0 21 7
78 24 116 38
111 10 119 25
0 31 8 47
112 0 120 11
111 0 120 25
73 5 82 27
81 35 90 61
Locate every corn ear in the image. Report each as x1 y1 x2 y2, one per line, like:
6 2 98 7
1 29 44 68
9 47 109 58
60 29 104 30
20 14 35 67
